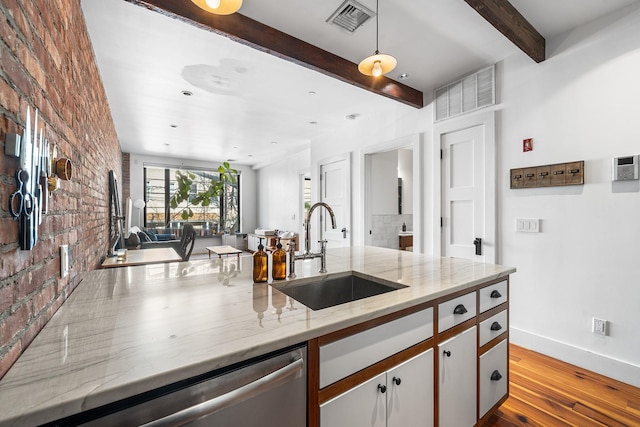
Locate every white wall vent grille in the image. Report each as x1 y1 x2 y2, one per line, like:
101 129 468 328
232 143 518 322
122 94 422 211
326 0 375 33
434 65 495 122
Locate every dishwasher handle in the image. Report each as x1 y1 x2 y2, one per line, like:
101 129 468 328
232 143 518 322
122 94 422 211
141 355 304 427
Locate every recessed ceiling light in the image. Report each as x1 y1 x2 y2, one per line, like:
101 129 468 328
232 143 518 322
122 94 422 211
248 154 253 157
308 91 316 95
398 73 409 80
309 121 318 125
271 141 278 145
164 143 170 146
345 114 359 120
233 146 238 149
181 90 193 96
227 158 236 162
170 124 178 128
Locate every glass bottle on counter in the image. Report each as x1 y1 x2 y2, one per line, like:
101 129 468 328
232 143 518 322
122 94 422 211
272 238 286 280
253 238 268 283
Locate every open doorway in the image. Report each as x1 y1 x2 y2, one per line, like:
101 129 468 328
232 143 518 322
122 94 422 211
365 147 414 250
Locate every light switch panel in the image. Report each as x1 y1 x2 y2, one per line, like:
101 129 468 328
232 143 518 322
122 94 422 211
516 218 540 233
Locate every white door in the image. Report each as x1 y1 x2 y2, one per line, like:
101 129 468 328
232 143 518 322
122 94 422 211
438 326 477 427
387 349 434 427
442 125 491 262
320 154 351 248
320 372 386 427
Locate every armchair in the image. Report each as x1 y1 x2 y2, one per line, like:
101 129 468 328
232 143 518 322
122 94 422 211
140 224 196 261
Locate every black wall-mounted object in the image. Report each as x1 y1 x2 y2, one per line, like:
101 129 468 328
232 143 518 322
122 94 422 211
474 238 482 256
108 170 125 256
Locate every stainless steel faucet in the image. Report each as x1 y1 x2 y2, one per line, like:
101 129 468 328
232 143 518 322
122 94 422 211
288 202 337 277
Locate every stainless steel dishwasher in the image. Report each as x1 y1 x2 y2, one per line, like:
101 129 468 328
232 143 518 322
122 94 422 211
75 344 306 426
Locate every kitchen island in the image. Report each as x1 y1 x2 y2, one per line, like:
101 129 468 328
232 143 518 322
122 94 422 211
0 246 514 426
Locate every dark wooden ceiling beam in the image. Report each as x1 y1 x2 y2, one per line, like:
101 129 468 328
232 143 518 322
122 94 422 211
464 0 545 63
126 0 424 108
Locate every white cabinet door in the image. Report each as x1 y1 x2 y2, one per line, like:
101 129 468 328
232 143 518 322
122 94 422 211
320 372 386 427
479 339 508 418
387 349 434 427
438 326 477 427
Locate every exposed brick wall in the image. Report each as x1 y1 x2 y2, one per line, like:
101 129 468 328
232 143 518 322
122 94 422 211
0 0 121 379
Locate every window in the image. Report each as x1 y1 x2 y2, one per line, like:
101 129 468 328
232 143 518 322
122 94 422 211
143 165 240 234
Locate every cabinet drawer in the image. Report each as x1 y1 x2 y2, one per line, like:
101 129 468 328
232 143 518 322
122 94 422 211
320 307 433 388
437 292 476 333
479 339 508 418
479 280 507 313
479 310 508 347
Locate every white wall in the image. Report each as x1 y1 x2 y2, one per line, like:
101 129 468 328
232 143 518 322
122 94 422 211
310 105 432 249
255 148 310 235
370 150 398 215
128 153 258 234
258 3 640 387
499 4 640 386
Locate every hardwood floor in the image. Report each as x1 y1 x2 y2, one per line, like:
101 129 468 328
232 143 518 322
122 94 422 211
484 344 640 426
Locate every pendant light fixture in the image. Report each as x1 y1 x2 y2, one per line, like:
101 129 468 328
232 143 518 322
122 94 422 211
358 0 397 77
191 0 242 15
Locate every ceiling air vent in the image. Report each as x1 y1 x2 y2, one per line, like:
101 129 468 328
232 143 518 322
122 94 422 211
435 65 496 122
327 0 375 33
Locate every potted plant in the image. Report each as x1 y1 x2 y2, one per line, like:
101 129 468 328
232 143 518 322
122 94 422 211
169 162 238 225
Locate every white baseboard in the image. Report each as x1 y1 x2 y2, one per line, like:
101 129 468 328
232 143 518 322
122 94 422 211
510 327 640 388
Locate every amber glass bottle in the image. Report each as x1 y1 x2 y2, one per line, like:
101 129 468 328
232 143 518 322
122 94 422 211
272 239 286 280
253 238 268 283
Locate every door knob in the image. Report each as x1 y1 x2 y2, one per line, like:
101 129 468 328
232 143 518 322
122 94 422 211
473 238 482 256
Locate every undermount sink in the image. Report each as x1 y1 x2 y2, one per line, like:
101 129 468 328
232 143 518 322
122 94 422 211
271 273 408 311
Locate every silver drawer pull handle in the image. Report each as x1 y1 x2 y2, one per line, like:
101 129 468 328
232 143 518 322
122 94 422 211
141 356 304 426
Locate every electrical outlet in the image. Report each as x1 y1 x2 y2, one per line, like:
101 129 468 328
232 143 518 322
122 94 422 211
592 317 608 336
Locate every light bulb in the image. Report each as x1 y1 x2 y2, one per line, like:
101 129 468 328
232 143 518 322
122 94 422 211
372 61 383 77
205 0 221 8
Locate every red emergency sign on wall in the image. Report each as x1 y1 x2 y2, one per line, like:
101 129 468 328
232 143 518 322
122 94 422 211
523 138 533 152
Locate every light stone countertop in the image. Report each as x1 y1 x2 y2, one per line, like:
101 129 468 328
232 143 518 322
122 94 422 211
0 246 514 426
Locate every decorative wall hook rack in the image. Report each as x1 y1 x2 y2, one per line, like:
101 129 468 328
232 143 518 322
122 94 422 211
510 160 584 189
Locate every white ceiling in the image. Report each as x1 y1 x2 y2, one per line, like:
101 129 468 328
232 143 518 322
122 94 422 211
81 0 639 168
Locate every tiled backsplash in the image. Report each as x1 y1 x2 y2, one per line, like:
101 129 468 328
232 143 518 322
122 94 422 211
370 215 413 249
